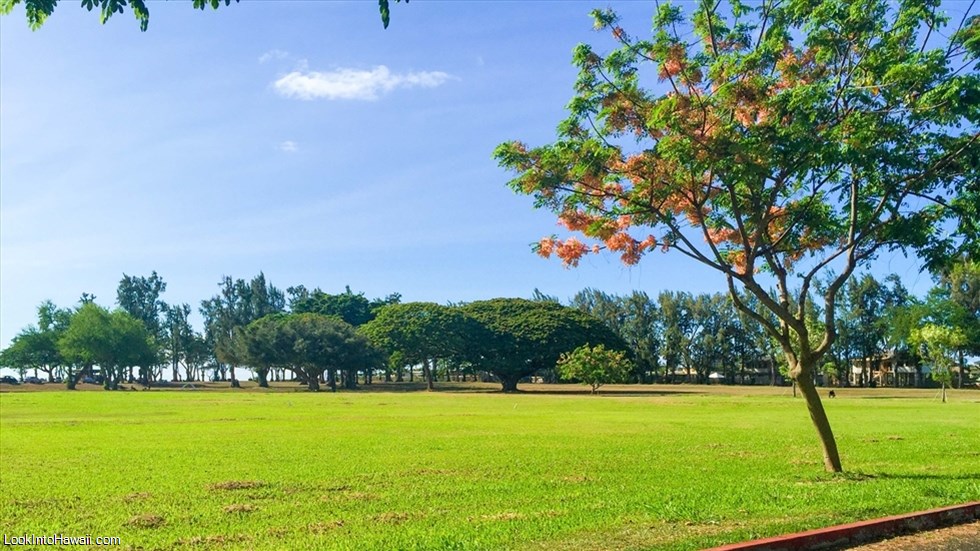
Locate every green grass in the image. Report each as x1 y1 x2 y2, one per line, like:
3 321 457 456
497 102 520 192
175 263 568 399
1 385 978 550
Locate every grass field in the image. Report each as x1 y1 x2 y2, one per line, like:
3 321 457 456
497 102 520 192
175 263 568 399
1 384 978 550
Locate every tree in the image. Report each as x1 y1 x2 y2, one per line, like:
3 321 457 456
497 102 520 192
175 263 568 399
290 286 378 327
236 314 289 388
279 313 379 392
162 303 194 382
2 0 406 32
460 298 625 392
201 273 285 388
361 302 471 391
0 328 59 381
495 1 978 472
912 324 966 403
557 344 633 394
618 291 661 383
938 259 980 386
0 300 72 383
657 291 691 383
117 272 167 381
59 303 156 390
682 293 733 384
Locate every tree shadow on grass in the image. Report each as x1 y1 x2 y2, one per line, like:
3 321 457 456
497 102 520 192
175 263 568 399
872 472 980 481
514 387 709 398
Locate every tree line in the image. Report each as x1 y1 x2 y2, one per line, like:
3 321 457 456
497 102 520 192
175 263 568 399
2 263 976 393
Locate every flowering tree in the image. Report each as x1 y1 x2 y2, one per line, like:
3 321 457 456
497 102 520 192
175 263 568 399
496 0 978 472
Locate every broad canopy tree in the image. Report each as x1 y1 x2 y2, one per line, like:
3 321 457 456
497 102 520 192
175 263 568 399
59 302 157 390
461 298 626 392
361 302 472 391
496 0 979 471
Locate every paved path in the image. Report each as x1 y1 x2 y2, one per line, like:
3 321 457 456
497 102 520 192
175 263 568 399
844 521 980 550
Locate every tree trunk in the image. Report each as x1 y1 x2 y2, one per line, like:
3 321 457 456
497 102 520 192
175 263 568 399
66 367 77 390
942 382 947 403
499 374 520 392
257 368 269 388
327 369 337 392
424 359 435 391
345 369 358 390
793 363 843 473
229 365 240 388
308 375 320 392
957 351 964 389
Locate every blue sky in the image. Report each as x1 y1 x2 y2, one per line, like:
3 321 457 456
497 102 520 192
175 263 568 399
0 1 944 347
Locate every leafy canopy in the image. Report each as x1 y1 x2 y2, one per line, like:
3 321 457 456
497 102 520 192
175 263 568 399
1 0 407 31
495 0 978 362
556 344 633 394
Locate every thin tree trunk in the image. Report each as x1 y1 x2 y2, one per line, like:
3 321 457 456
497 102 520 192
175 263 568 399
424 359 435 391
957 351 964 389
794 363 843 473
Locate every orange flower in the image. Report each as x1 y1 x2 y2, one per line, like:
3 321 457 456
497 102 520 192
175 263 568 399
640 235 657 250
605 232 634 252
558 210 593 231
537 237 556 258
556 238 590 267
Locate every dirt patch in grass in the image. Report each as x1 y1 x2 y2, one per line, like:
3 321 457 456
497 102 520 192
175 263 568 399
175 534 249 546
126 514 165 529
560 474 591 483
122 492 152 503
208 480 266 491
309 520 345 534
477 512 526 522
373 512 413 524
320 490 376 502
223 503 258 514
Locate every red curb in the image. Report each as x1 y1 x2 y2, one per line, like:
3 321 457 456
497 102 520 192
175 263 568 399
704 501 980 550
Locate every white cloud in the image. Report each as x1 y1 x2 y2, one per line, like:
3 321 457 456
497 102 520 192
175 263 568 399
278 140 298 153
272 65 452 101
259 49 289 63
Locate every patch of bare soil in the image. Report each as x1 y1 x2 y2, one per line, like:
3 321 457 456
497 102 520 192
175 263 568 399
207 480 266 491
122 492 152 503
174 534 250 546
222 503 258 514
126 514 165 528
